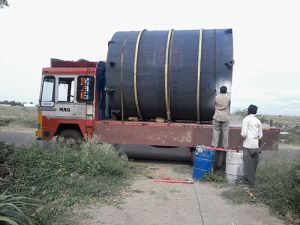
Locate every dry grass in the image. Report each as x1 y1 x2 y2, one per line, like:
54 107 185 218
0 106 37 128
231 111 300 145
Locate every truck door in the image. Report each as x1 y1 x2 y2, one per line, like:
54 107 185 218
76 75 95 137
55 76 86 120
37 76 56 139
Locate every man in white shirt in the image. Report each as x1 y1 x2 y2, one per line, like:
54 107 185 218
241 104 263 187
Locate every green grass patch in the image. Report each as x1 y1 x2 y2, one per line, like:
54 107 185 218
221 185 255 204
255 153 300 218
202 170 226 183
0 139 133 224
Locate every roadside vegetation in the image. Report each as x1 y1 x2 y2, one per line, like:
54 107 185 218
223 110 300 223
221 110 300 224
255 153 299 220
0 139 134 224
221 150 300 224
0 193 37 225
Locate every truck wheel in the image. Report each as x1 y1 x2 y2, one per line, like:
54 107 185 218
58 129 83 140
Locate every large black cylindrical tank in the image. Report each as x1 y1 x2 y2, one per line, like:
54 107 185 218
106 29 233 122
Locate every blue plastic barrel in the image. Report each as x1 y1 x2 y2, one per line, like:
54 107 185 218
192 146 215 180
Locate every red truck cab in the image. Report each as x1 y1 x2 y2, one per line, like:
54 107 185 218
36 59 102 140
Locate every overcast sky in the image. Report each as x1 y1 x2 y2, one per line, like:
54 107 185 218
1 0 299 115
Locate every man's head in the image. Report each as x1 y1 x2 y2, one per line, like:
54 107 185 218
220 86 227 94
248 104 258 115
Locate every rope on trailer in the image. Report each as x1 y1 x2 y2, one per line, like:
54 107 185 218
133 30 145 120
120 33 130 122
164 29 174 121
202 145 240 152
197 29 203 123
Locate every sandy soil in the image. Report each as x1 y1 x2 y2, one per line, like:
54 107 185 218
77 163 284 225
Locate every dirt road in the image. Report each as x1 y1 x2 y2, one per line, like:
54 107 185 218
78 163 284 225
0 127 36 145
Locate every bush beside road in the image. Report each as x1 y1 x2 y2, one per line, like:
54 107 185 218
0 139 134 224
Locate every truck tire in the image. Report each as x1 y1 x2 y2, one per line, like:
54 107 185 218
58 129 83 140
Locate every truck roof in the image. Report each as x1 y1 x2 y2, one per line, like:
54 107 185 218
50 58 97 68
42 59 98 75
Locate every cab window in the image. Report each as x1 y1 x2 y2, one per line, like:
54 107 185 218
41 76 55 107
58 78 75 102
77 76 94 103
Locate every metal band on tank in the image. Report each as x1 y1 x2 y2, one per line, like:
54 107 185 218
197 29 203 122
165 29 174 121
120 33 130 122
133 30 145 120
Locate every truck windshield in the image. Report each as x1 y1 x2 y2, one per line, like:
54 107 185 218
41 76 55 107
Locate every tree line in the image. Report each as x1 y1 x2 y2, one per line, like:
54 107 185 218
0 101 34 106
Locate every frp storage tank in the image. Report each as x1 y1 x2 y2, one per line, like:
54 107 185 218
106 29 233 122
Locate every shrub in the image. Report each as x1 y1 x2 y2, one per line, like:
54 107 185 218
0 142 14 164
0 142 14 181
1 139 133 224
255 153 300 217
0 193 36 225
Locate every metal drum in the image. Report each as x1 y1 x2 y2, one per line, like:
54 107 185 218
106 29 234 122
192 146 215 180
225 151 244 184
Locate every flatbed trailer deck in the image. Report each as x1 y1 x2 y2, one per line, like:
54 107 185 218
95 120 280 150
